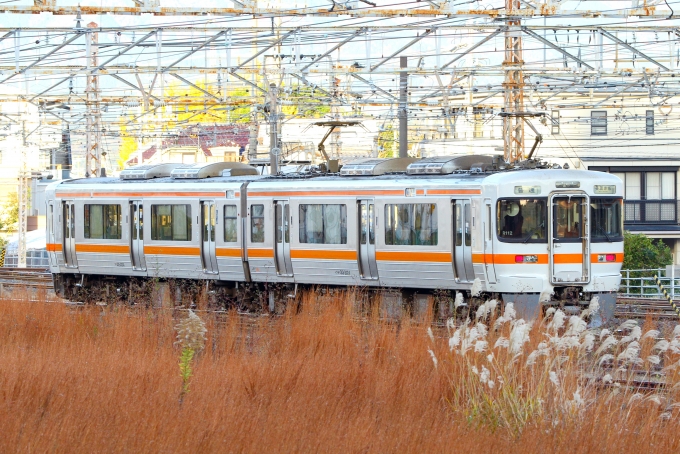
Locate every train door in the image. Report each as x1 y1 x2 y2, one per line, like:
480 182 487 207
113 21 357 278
61 201 78 268
484 200 497 283
274 200 293 276
200 201 218 274
358 199 378 280
47 202 57 267
130 200 146 271
550 194 590 284
453 200 474 281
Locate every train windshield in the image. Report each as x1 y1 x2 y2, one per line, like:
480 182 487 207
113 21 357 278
496 198 547 243
590 197 623 242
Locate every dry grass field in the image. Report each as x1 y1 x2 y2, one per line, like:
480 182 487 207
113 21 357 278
0 290 679 453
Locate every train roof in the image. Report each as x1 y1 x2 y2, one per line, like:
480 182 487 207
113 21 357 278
51 166 618 186
48 165 621 199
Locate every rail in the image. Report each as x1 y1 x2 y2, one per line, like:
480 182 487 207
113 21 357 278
0 267 677 319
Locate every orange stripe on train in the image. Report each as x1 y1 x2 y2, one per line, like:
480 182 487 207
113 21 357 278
46 243 62 252
216 248 242 258
144 246 200 256
376 251 451 263
56 192 225 198
248 248 274 258
75 244 130 254
291 249 357 260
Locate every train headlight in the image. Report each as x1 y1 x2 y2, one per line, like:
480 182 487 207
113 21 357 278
515 255 538 263
598 254 617 262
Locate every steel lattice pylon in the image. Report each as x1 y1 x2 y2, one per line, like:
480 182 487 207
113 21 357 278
85 22 103 177
502 0 525 164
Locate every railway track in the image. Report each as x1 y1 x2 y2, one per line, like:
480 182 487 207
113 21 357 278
0 268 678 320
614 297 679 319
0 268 52 289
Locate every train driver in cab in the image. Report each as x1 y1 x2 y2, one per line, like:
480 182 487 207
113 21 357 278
501 201 523 238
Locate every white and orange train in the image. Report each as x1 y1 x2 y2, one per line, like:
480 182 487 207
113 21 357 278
44 156 623 318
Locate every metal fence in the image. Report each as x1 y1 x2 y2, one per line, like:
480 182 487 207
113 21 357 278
619 268 678 298
1 249 50 269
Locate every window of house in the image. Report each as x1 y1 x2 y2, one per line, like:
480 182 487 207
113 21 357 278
551 110 560 135
84 204 122 239
645 172 675 200
591 111 607 136
385 204 438 246
150 204 192 241
646 110 654 135
299 204 347 244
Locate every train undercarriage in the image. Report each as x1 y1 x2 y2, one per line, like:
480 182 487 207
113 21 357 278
52 273 616 322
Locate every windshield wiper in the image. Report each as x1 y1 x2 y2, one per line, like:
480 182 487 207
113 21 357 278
596 226 612 243
522 222 545 244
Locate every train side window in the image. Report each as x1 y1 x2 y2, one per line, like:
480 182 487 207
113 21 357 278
84 204 122 239
150 204 192 241
224 205 238 242
299 204 347 244
496 198 547 243
251 204 265 243
384 203 438 246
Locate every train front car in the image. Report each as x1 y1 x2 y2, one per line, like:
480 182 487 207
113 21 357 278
484 169 623 320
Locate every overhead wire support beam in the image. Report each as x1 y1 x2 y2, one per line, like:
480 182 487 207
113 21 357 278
162 30 226 73
229 71 269 95
229 29 297 73
472 90 504 106
418 74 469 102
93 30 157 73
522 27 594 70
0 31 82 84
598 28 669 71
28 75 73 102
555 78 645 108
440 28 503 70
170 73 221 100
0 30 15 43
370 29 435 72
299 29 366 73
109 73 161 101
289 73 335 100
350 73 398 102
2 5 677 19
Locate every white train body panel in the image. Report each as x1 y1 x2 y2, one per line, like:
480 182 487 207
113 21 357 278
44 168 624 302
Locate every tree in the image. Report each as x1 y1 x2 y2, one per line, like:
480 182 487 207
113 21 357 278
0 191 19 231
622 231 672 270
377 124 395 158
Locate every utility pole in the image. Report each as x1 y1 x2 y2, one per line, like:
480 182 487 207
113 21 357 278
268 83 280 174
502 0 525 164
18 120 28 268
85 22 103 177
398 56 408 158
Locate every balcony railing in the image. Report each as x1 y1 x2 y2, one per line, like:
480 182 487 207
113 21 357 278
624 200 679 225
